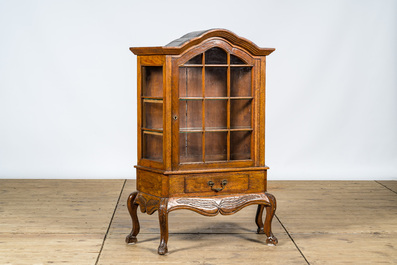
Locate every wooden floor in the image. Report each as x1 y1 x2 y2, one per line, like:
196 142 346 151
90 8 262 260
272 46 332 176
0 180 396 264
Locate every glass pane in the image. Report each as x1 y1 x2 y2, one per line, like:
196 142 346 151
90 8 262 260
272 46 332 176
143 101 163 129
231 67 252 97
179 100 202 131
179 132 202 163
205 67 227 97
205 47 227 64
205 100 227 130
142 66 163 97
230 99 251 129
230 54 246 64
143 132 163 161
205 132 227 161
186 54 203 64
230 131 251 160
179 67 202 97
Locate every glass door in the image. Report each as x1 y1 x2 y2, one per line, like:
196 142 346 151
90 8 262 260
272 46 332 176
178 48 253 164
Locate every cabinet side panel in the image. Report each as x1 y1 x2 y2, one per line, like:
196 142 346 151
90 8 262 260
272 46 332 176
259 57 266 166
249 171 266 193
137 57 142 164
264 170 268 191
253 59 260 166
136 169 162 197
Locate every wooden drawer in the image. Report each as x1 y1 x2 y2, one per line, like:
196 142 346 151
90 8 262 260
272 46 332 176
185 174 249 193
169 171 266 196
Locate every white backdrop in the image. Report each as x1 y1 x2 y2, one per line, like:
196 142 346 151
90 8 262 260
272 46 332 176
0 0 396 180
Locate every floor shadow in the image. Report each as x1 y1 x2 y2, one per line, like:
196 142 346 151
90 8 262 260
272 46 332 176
170 221 256 234
168 222 267 254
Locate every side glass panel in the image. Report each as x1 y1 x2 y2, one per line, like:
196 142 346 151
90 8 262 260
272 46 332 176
142 66 163 97
142 66 163 162
143 132 163 162
143 100 163 129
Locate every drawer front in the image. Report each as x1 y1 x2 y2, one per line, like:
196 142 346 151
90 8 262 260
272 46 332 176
185 174 249 194
168 171 266 196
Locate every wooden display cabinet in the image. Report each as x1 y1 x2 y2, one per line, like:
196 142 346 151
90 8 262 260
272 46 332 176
126 29 277 255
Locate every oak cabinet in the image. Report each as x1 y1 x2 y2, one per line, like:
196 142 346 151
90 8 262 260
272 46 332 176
126 29 277 255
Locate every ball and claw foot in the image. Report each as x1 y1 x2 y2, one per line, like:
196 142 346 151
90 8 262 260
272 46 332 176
125 234 138 244
158 242 168 255
266 234 278 246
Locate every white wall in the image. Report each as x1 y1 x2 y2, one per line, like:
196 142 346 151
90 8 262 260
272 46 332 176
0 0 396 179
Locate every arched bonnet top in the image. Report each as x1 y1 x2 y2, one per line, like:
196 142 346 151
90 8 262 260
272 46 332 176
130 29 275 56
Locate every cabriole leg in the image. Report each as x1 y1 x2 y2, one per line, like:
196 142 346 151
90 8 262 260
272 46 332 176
158 198 169 255
255 204 265 234
126 191 140 244
264 192 278 245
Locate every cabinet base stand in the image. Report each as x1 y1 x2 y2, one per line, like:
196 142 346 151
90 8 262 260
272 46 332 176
126 191 278 255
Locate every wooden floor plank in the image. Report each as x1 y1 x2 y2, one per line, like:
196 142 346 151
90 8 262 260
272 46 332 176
0 179 124 265
269 181 397 234
0 179 124 234
98 233 305 264
292 233 397 264
0 233 103 265
268 181 397 264
377 180 397 193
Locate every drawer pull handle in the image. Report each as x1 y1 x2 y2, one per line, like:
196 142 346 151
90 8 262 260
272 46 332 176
207 179 228 192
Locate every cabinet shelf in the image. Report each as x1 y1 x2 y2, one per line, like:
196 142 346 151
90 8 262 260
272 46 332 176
143 130 163 136
142 96 163 100
181 64 203 67
230 127 253 131
142 128 163 132
230 64 253 67
179 97 203 100
180 129 203 133
206 97 228 100
143 98 163 103
231 97 253 100
179 97 252 100
179 127 252 133
181 64 253 67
